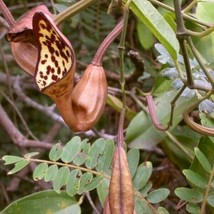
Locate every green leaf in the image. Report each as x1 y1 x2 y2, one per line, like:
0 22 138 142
137 20 154 49
33 163 48 181
97 139 114 174
73 139 89 166
140 182 153 197
107 94 136 120
207 194 214 207
44 165 58 182
0 190 77 214
127 148 140 178
8 160 29 175
49 143 63 161
157 207 169 214
61 136 81 163
186 203 200 214
175 187 203 203
147 188 169 203
66 169 82 196
53 166 70 193
124 0 179 60
133 162 152 190
24 152 39 159
77 172 93 194
183 169 207 188
54 204 81 214
194 147 212 172
135 197 153 214
84 176 103 192
2 155 24 165
126 92 197 149
85 138 105 169
97 178 109 205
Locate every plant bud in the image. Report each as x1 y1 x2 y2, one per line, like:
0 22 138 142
109 145 134 214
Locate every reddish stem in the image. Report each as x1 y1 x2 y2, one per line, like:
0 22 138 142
92 19 124 66
146 95 169 131
0 0 16 27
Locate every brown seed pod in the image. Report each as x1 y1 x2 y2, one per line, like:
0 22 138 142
109 145 134 214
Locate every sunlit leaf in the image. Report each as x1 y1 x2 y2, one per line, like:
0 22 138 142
8 160 29 175
175 187 203 203
127 148 140 178
33 163 48 181
44 165 58 182
49 143 63 161
0 190 77 214
147 188 169 203
133 162 152 190
53 166 70 193
2 156 24 165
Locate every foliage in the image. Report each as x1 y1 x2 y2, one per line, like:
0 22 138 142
0 0 214 213
2 137 169 213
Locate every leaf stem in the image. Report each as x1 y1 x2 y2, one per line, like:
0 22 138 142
201 165 214 213
28 158 111 179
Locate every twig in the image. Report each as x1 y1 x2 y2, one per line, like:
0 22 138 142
85 192 100 214
0 104 52 149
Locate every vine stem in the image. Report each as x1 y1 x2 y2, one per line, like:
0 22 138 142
92 19 124 66
0 0 16 26
201 165 214 213
117 0 132 148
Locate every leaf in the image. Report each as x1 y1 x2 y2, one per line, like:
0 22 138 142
157 207 169 214
66 169 82 196
2 155 24 165
33 163 48 181
97 178 109 205
8 160 29 175
24 152 39 159
85 138 105 169
133 162 152 190
72 139 89 166
183 169 207 188
0 190 77 214
175 187 203 203
77 172 93 194
124 0 179 60
140 182 153 197
207 194 214 207
97 139 115 174
137 20 154 49
126 92 197 149
127 148 140 178
53 166 70 193
147 188 169 203
44 165 58 182
61 137 82 163
186 203 200 214
54 204 81 214
135 197 153 214
107 94 136 120
194 147 212 172
84 176 103 192
49 143 63 161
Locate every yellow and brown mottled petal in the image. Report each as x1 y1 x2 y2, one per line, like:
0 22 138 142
32 12 75 92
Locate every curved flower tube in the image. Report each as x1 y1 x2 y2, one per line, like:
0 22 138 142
5 5 122 132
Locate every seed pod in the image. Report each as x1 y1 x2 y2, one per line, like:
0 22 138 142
109 145 134 214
